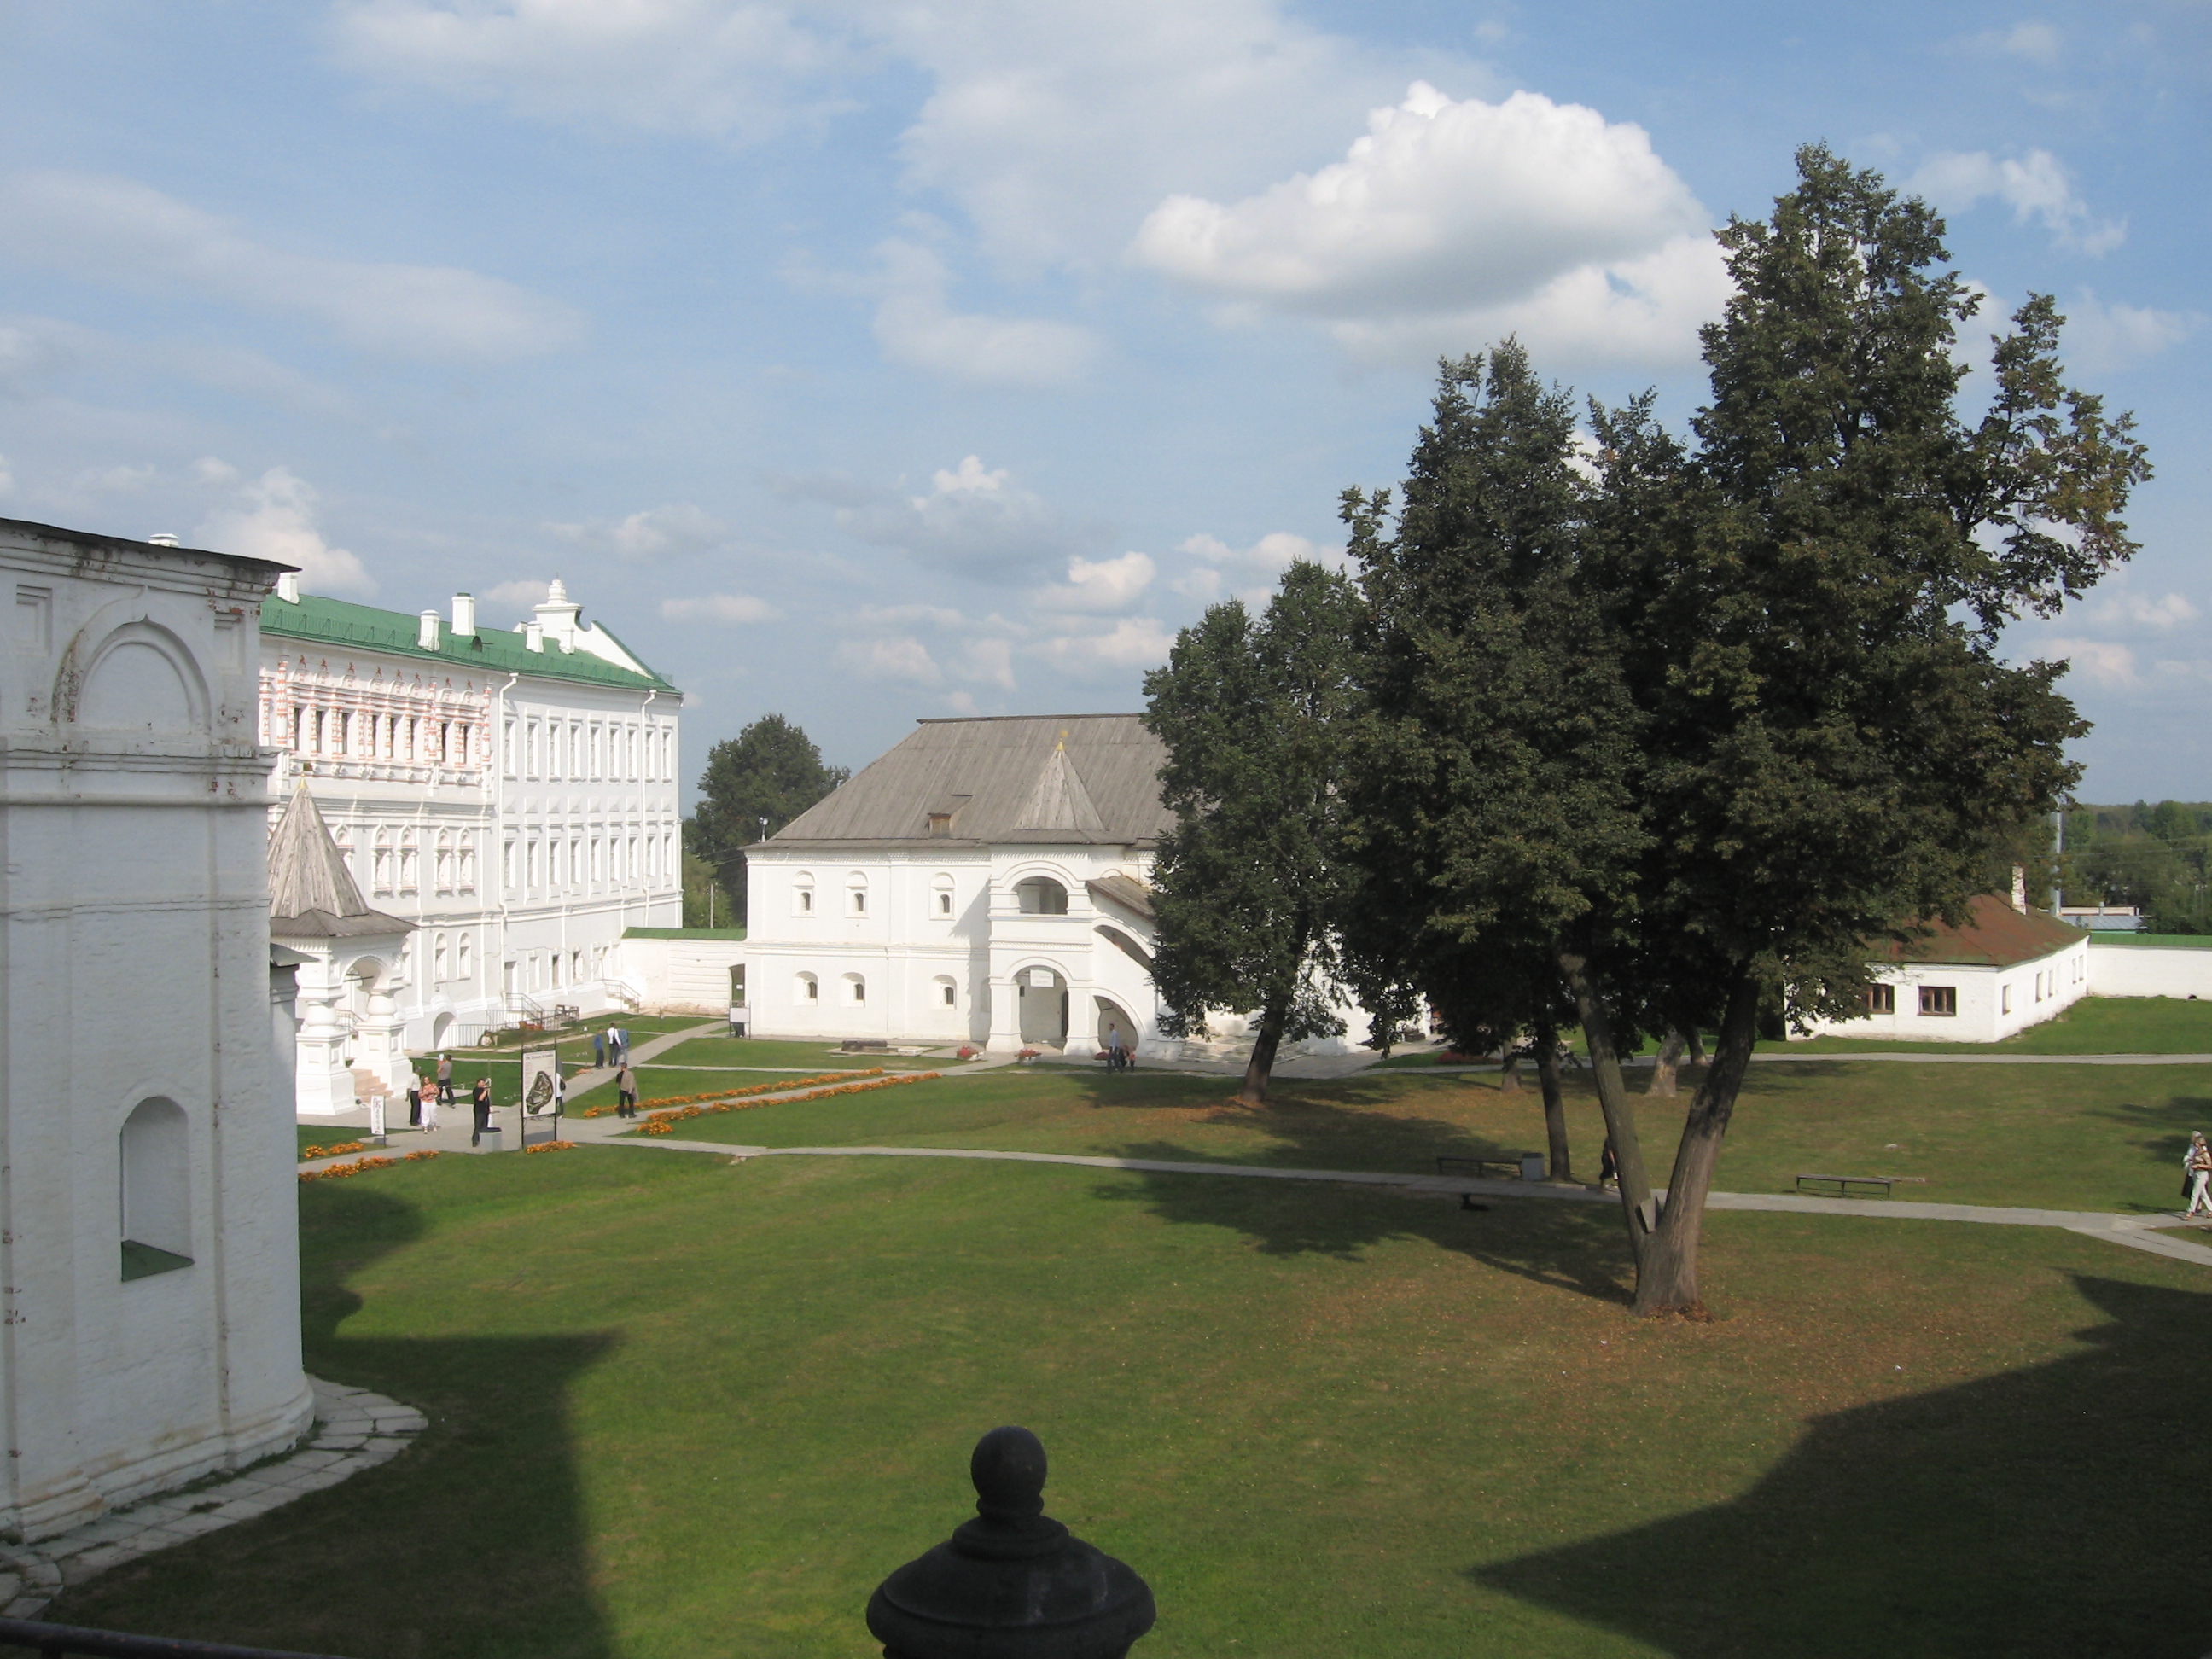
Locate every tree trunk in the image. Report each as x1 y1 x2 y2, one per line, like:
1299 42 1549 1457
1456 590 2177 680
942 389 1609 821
1631 969 1763 1317
1644 1027 1686 1097
1499 1051 1522 1091
1239 994 1289 1105
1557 949 1656 1269
1531 1018 1573 1183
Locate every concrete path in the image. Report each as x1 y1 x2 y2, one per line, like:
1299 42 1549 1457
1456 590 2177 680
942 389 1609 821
609 1139 2212 1271
1403 1051 2212 1074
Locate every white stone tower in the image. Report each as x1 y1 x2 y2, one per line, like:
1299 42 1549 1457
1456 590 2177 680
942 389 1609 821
0 516 315 1540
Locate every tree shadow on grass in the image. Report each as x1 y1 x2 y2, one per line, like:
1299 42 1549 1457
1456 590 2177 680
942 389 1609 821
1477 1273 2212 1657
48 1182 619 1659
2087 1095 2212 1213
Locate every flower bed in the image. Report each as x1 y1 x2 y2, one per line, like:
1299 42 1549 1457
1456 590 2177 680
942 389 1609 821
577 1068 886 1118
300 1140 368 1160
299 1150 442 1184
522 1139 579 1155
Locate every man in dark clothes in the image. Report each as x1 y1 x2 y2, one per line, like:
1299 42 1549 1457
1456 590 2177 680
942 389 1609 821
471 1074 495 1147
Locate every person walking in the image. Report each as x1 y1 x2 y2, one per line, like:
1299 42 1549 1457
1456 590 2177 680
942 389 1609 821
592 1031 606 1068
471 1074 494 1148
2186 1132 2212 1217
419 1070 440 1132
616 1062 638 1119
1105 1022 1129 1072
405 1074 423 1129
607 1024 622 1068
436 1051 455 1105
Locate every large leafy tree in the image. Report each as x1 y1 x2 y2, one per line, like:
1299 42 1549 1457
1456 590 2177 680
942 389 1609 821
1343 148 2150 1315
686 714 848 925
1607 147 2148 1312
1143 562 1365 1104
1340 341 1650 1204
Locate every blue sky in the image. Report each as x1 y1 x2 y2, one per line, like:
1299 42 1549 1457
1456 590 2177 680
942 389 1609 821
1 0 2203 800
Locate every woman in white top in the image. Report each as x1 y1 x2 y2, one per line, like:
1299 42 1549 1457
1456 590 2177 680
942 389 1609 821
418 1069 440 1132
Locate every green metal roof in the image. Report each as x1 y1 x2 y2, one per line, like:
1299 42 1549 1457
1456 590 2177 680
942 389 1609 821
261 593 678 693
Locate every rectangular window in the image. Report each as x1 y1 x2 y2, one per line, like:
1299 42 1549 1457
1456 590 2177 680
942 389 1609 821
527 841 541 888
1865 982 1895 1015
942 982 957 1007
2000 984 2012 1015
1918 985 1957 1017
504 719 516 777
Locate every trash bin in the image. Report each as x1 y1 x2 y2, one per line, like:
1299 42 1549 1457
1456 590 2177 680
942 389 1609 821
1519 1151 1546 1182
473 1126 504 1154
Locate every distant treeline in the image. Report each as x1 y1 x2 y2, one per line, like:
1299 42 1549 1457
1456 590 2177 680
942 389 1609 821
2064 802 2212 934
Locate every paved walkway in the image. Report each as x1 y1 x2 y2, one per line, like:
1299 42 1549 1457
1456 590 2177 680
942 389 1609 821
608 1140 2212 1271
0 1377 424 1619
1406 1051 2212 1073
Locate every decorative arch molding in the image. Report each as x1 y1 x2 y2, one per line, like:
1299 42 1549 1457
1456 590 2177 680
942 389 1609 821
1096 924 1155 972
58 615 212 734
1000 858 1080 891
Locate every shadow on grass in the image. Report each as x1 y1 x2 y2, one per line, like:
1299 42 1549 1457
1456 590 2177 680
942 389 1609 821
2089 1095 2212 1213
50 1181 618 1659
1477 1273 2212 1657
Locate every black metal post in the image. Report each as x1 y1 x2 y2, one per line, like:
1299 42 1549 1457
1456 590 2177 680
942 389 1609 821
867 1427 1155 1659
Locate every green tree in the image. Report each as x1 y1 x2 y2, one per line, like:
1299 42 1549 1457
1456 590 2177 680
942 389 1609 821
1143 562 1365 1104
687 714 848 926
1610 146 2151 1311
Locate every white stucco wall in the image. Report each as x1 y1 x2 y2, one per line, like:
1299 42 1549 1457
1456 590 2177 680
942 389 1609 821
1797 931 2091 1043
2086 939 2212 1000
0 521 314 1541
743 845 1163 1051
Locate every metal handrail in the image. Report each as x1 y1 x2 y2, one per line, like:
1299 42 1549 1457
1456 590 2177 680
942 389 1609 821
0 1615 352 1659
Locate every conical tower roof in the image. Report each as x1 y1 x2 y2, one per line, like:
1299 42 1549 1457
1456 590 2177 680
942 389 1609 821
1014 735 1106 835
268 785 412 940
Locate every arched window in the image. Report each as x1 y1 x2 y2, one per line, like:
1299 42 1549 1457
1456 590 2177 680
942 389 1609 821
119 1097 190 1280
458 932 474 977
435 830 454 894
372 828 393 894
794 872 816 916
434 932 450 981
458 837 476 893
795 972 818 1004
934 975 958 1009
842 973 867 1005
1016 876 1068 915
399 830 418 894
932 874 956 917
847 872 869 915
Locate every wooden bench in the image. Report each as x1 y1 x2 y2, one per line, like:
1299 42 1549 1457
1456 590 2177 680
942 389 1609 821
1795 1172 1895 1199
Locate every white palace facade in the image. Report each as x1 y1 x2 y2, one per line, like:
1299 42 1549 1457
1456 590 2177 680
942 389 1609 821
259 576 682 1055
743 716 1172 1054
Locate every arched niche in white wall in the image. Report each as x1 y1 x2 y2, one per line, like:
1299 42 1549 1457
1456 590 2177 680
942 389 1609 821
119 1097 191 1280
69 620 209 733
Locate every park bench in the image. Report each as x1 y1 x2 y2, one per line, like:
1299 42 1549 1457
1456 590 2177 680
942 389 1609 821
1795 1172 1895 1199
1437 1153 1524 1181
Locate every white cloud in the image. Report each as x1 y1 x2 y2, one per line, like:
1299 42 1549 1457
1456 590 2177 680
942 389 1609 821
1028 615 1174 676
2061 288 2202 374
776 454 1098 578
859 602 965 629
1910 149 2123 255
2085 591 2201 634
1972 21 2063 63
835 634 942 684
332 0 851 142
485 578 551 610
549 502 725 560
1032 550 1155 613
194 468 375 597
0 172 584 360
192 457 240 486
871 239 1100 387
956 636 1016 690
2044 637 2139 687
72 463 156 496
1128 84 1724 367
660 592 778 622
1173 529 1337 601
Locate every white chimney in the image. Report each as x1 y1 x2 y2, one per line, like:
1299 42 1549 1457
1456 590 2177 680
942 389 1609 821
532 577 583 652
2011 864 2028 913
420 610 441 650
451 592 476 637
276 571 300 603
148 533 180 547
523 620 544 652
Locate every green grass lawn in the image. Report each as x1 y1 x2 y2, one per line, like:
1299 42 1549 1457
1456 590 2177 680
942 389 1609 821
566 1068 828 1113
650 1061 2209 1214
659 1035 947 1070
53 1145 2212 1658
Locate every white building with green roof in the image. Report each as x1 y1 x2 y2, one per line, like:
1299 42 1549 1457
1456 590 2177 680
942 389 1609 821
259 576 681 1068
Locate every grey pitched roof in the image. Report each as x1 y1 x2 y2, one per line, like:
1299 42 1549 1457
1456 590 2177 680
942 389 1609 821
268 786 415 940
772 715 1173 847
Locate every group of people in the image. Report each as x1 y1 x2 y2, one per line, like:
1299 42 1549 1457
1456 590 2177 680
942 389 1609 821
393 1035 643 1144
1102 1022 1132 1071
2185 1132 2212 1217
592 1025 633 1068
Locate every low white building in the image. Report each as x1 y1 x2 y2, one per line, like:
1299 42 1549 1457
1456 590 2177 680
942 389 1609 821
1797 895 2092 1043
259 578 683 1057
743 716 1172 1053
0 516 313 1540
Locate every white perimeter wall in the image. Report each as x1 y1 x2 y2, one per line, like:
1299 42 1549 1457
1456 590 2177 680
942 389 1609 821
2087 940 2212 1000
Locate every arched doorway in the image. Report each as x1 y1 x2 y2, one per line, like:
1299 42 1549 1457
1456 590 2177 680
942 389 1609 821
1016 966 1069 1046
431 1010 457 1051
1093 998 1138 1057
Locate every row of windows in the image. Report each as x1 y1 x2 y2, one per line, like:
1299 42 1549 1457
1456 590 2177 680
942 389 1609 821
279 704 475 768
504 946 611 994
504 716 673 784
789 874 1067 919
1865 955 2085 1019
501 833 675 891
792 971 959 1008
